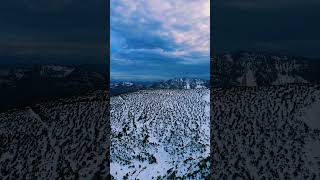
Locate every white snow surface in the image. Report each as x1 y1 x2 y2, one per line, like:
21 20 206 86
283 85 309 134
111 89 210 179
212 84 320 179
0 91 109 179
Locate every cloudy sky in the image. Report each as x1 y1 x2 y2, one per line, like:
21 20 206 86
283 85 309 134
0 0 107 64
213 0 320 58
111 0 210 81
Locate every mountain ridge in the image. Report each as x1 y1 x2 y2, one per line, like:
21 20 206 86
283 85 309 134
110 77 210 96
212 51 320 87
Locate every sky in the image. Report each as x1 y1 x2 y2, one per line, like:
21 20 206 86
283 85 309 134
213 0 320 58
0 0 107 64
110 0 210 81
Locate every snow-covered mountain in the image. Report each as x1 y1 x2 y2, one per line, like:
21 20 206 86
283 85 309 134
150 78 209 89
111 89 210 179
3 83 320 179
0 64 107 112
110 78 209 96
210 52 320 179
3 51 320 179
110 82 146 96
39 65 75 78
0 87 210 179
212 52 320 87
0 65 76 83
211 84 320 179
0 91 110 179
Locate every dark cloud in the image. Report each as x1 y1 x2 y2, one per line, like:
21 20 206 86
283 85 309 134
0 0 108 64
221 0 320 9
213 0 320 57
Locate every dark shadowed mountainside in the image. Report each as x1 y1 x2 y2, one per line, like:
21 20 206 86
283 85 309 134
0 64 107 112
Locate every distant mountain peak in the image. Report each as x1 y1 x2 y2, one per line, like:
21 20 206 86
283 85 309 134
212 52 320 87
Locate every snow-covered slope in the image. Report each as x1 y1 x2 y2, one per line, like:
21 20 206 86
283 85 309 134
40 65 75 78
0 64 107 112
211 84 320 179
110 78 209 96
150 78 209 89
0 91 109 179
111 89 210 179
212 52 320 87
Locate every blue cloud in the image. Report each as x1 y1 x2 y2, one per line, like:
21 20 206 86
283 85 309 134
110 30 127 54
111 0 210 81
